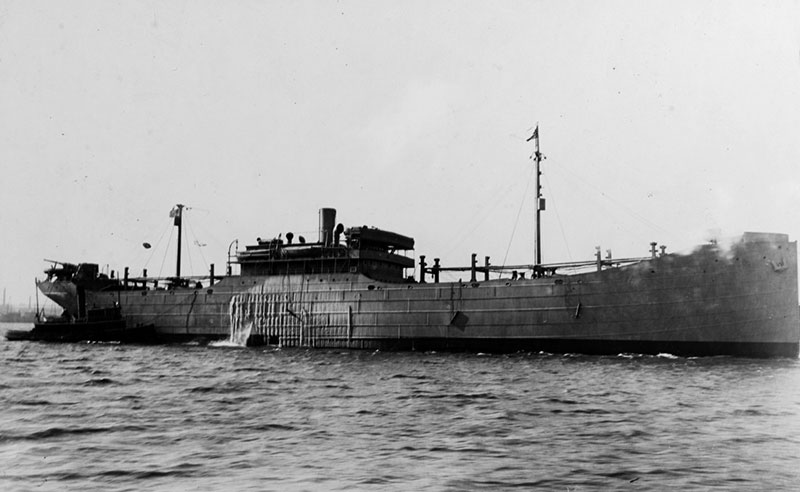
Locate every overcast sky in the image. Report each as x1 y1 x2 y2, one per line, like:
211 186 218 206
1 1 799 305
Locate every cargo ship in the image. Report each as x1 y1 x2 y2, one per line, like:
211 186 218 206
24 131 800 357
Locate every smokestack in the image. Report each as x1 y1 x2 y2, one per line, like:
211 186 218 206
319 208 336 246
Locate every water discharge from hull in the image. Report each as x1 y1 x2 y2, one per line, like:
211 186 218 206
228 295 255 347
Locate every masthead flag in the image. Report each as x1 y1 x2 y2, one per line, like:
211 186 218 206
526 126 539 142
170 205 183 226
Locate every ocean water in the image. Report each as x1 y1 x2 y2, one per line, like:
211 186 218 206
1 322 799 491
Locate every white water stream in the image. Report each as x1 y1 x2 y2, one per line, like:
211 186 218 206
221 295 254 347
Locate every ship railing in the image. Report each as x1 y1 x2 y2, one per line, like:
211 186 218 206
120 263 224 291
122 274 227 291
499 256 653 273
418 254 652 283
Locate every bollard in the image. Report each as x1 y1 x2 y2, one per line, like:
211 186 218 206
470 253 477 282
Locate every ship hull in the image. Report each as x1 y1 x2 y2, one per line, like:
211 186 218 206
39 233 800 357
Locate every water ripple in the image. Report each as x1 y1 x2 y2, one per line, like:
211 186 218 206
1 332 799 491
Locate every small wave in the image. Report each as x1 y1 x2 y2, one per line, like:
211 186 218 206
571 408 612 415
397 392 498 401
0 425 146 443
732 408 770 417
387 373 429 380
426 445 495 454
83 377 115 386
184 383 254 395
599 469 644 481
657 352 680 359
441 392 498 400
33 467 201 481
31 425 145 439
355 409 383 416
547 397 580 405
98 469 188 479
57 357 90 363
15 399 52 406
116 394 141 401
357 475 407 486
449 478 556 488
232 366 265 373
248 423 298 432
623 429 652 438
323 383 352 390
209 340 246 348
187 385 217 393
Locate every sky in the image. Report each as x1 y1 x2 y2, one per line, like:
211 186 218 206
1 1 800 306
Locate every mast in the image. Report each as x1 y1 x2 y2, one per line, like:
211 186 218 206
527 126 544 266
171 204 185 278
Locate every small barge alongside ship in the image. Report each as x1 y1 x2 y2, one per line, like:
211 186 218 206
17 131 800 357
5 306 155 343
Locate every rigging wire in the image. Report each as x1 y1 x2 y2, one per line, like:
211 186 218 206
117 216 171 276
501 164 535 268
142 220 172 272
182 207 193 277
542 172 573 262
158 226 175 278
187 211 230 258
185 216 209 271
440 179 520 259
554 162 673 236
119 205 215 280
185 230 193 277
